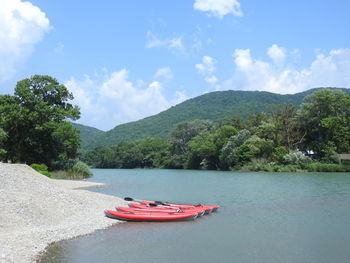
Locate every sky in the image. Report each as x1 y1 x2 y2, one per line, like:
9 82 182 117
0 0 350 130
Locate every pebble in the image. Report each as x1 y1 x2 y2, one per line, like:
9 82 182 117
0 163 127 263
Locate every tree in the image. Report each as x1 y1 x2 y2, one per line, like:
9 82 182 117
246 112 268 133
242 135 274 160
186 131 217 169
276 105 305 150
52 122 81 160
171 120 214 154
299 89 350 155
212 125 238 150
272 146 289 164
0 75 80 164
0 94 26 162
321 141 339 164
0 128 7 159
258 105 305 149
220 129 251 170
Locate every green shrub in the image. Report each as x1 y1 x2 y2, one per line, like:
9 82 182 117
30 163 52 177
50 159 78 171
241 162 302 172
321 141 339 163
69 161 93 178
39 170 52 177
272 146 289 164
283 151 311 167
241 159 275 172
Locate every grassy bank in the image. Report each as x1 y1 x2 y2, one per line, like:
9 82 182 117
241 162 350 172
30 160 93 180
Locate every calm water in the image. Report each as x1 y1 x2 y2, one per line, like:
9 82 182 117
39 169 350 263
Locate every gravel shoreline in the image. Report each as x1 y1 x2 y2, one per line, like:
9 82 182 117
0 163 127 263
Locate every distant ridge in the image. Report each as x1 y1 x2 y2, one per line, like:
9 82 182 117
77 88 349 150
71 123 105 150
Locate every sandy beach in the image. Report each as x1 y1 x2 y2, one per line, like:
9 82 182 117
0 163 127 263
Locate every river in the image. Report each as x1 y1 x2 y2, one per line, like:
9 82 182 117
39 169 350 263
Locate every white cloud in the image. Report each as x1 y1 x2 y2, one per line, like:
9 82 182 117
196 55 216 74
168 37 184 50
154 67 174 80
66 69 187 130
224 46 350 94
195 55 219 84
233 49 252 70
0 0 50 82
267 44 286 64
194 0 243 18
145 31 184 51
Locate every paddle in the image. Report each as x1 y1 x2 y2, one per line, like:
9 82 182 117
154 200 167 205
124 197 137 202
124 197 168 206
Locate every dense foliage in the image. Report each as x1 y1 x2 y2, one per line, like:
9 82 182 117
0 128 6 159
80 88 350 150
82 89 350 172
71 123 105 151
0 75 81 165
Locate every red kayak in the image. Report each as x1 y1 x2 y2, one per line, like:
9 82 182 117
128 203 207 216
104 209 198 222
139 201 219 214
118 205 206 217
117 206 181 213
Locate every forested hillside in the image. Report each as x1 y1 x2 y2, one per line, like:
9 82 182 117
71 123 105 150
81 89 350 172
78 88 349 150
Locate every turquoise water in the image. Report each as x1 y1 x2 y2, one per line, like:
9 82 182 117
39 169 350 263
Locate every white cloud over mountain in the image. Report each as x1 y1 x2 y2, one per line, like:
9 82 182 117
224 46 350 94
66 69 187 130
194 0 242 18
0 0 50 82
67 46 350 130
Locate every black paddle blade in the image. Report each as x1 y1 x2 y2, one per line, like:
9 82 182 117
148 203 158 207
124 197 134 201
154 201 165 205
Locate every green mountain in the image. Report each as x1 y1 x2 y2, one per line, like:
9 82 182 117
71 123 105 150
78 88 349 150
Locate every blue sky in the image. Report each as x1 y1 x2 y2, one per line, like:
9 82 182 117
1 0 350 130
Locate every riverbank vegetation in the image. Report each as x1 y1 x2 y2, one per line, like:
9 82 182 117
1 76 349 173
0 75 92 178
81 89 350 172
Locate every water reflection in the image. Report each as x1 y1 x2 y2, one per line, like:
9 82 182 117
39 170 350 263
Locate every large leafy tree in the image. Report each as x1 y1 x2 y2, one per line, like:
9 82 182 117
299 89 350 154
0 75 80 164
186 131 217 169
171 120 214 154
257 105 305 150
